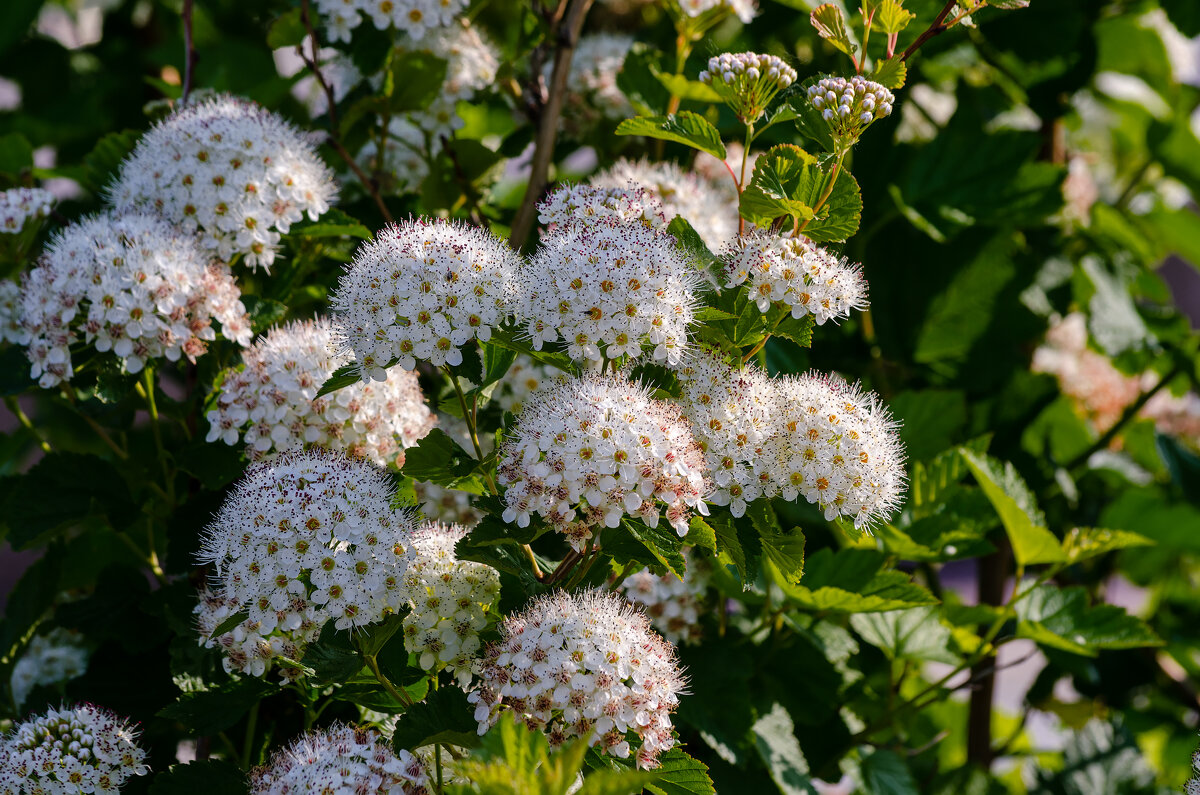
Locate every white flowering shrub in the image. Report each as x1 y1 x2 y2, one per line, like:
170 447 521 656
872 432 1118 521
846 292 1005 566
0 704 148 794
206 317 435 465
250 724 430 794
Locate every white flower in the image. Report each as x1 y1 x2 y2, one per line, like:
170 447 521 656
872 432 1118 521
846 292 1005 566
196 450 418 678
10 629 89 708
469 589 686 769
0 279 27 345
0 187 54 234
414 480 483 527
249 724 431 794
765 372 907 529
0 704 148 795
110 94 336 270
19 211 251 388
537 183 665 233
724 230 869 325
206 317 435 466
699 52 796 123
620 553 708 644
674 0 757 23
493 354 559 414
312 0 466 43
591 158 738 252
806 76 895 147
402 522 500 686
521 215 700 366
497 373 710 550
559 34 635 132
331 217 522 380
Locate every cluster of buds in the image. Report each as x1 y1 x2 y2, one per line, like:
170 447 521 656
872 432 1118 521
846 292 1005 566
0 704 149 795
806 76 894 147
469 590 686 769
249 724 430 795
700 52 797 124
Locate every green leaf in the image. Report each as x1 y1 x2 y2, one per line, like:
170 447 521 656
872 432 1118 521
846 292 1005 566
802 167 862 243
158 678 275 736
488 327 578 377
289 208 372 239
265 8 306 49
683 517 718 552
644 749 715 795
750 503 805 585
739 145 818 229
623 519 687 579
960 449 1067 566
401 428 479 487
241 295 288 335
176 441 245 491
860 749 919 795
708 514 754 586
209 609 250 639
391 685 479 750
1015 585 1161 656
1061 527 1152 565
0 0 40 55
667 215 717 272
872 0 915 33
615 112 727 160
477 342 518 393
0 132 32 176
889 390 967 462
751 703 819 795
616 44 672 116
2 453 135 549
810 4 858 58
316 363 363 398
83 130 139 193
872 55 908 89
148 760 248 795
304 625 363 684
654 72 723 103
777 548 937 612
772 314 815 349
850 606 959 663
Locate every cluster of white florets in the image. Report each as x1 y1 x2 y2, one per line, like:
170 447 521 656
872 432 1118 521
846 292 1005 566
206 318 435 466
315 0 465 44
10 629 89 708
193 585 320 680
766 373 907 528
402 522 500 685
0 280 24 345
19 212 252 388
0 187 54 234
498 374 709 550
332 218 522 380
592 159 738 252
676 351 776 517
560 34 635 131
537 183 665 233
674 0 757 23
620 556 708 644
0 704 148 795
414 480 483 527
110 95 336 270
493 354 558 414
249 724 431 795
807 76 894 145
469 590 686 769
725 231 869 325
699 52 796 123
412 23 499 136
197 451 418 677
521 216 700 366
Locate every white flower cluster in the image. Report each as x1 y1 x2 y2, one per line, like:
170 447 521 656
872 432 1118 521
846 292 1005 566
676 351 775 517
110 95 336 270
0 704 148 795
402 522 500 685
674 0 757 24
332 217 522 380
197 451 418 677
0 187 54 234
10 629 89 708
620 556 708 644
193 585 319 680
250 724 430 795
414 480 483 527
498 373 709 550
592 158 738 252
20 211 252 388
0 279 24 345
315 0 465 44
699 52 797 123
560 34 635 132
522 215 700 366
493 354 558 415
537 183 665 233
470 590 685 769
725 230 869 324
413 23 499 137
807 76 895 146
206 318 435 466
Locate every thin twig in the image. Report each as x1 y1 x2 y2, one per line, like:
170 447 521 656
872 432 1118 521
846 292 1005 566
1064 364 1181 471
181 0 197 104
900 0 958 62
509 0 595 250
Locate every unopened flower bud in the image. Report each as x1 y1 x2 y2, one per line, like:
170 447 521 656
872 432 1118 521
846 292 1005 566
700 52 797 124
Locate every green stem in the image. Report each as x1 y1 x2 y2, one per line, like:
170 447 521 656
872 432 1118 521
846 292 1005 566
737 122 755 237
137 368 175 506
4 396 51 454
118 529 166 584
608 559 639 591
522 543 546 581
443 366 498 495
241 701 259 770
741 312 787 365
364 653 413 707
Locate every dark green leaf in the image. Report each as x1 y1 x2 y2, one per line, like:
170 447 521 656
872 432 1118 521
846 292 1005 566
3 453 135 549
0 132 32 175
158 678 275 736
289 208 372 239
149 760 248 795
623 519 687 579
210 609 250 639
860 749 919 795
391 685 479 750
0 0 40 56
644 749 715 795
1014 585 1161 656
850 606 959 663
316 363 363 398
401 428 479 487
265 9 306 49
304 625 363 684
83 130 139 193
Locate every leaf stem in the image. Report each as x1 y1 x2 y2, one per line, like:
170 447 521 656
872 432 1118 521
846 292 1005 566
363 653 413 707
241 701 259 770
443 366 499 495
4 396 51 454
180 0 196 104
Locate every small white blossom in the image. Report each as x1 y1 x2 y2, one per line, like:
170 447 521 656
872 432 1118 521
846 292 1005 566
620 553 708 644
110 95 336 270
0 704 148 795
206 317 435 466
470 590 686 769
313 0 466 43
498 373 710 550
724 230 869 325
20 212 251 388
10 629 89 708
521 215 700 366
196 450 418 678
332 217 522 380
699 52 796 123
537 183 665 233
402 522 500 686
0 187 54 234
249 723 431 794
0 279 26 344
591 159 738 252
806 76 895 148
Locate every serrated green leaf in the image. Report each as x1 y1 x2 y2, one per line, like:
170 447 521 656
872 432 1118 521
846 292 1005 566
401 429 479 487
683 517 718 552
751 504 805 585
392 685 479 750
615 112 726 160
740 144 818 228
623 519 687 579
960 449 1067 566
810 3 858 58
751 703 819 795
872 0 915 34
850 606 959 663
316 363 364 398
773 314 815 348
860 749 919 795
655 72 723 103
304 625 363 685
872 55 908 89
709 514 753 585
644 749 715 795
1061 527 1152 565
1014 585 1162 656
